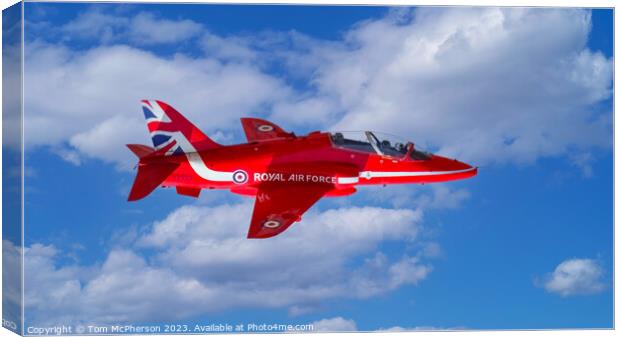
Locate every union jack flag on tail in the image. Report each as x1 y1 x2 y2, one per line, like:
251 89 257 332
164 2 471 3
126 100 221 201
140 99 221 155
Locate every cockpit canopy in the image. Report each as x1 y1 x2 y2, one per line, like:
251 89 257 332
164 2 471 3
330 131 431 160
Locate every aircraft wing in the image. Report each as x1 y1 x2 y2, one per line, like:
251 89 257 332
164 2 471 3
247 183 330 238
241 118 295 142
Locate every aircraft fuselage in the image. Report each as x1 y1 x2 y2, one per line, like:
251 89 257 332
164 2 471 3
128 99 477 238
143 131 476 196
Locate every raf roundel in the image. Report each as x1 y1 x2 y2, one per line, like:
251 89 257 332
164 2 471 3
263 220 281 229
257 124 274 132
232 170 248 184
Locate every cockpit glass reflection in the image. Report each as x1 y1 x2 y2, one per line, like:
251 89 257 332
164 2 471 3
330 131 431 160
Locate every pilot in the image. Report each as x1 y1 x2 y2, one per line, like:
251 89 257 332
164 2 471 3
332 132 344 144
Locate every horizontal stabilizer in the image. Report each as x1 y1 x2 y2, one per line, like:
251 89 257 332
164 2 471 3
127 144 156 159
128 162 179 201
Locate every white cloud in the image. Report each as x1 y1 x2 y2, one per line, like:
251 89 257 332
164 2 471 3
306 316 466 332
539 258 606 297
18 7 614 330
288 305 321 317
61 9 203 45
358 184 470 210
69 115 144 169
53 148 82 166
412 185 471 210
307 316 467 332
130 12 202 45
60 8 129 43
311 317 357 332
20 6 613 326
296 8 612 166
421 242 442 258
3 240 22 326
378 325 466 331
3 13 22 151
24 42 291 169
24 245 212 324
139 204 427 301
570 151 595 178
23 244 85 315
25 8 612 172
200 32 257 61
25 203 433 325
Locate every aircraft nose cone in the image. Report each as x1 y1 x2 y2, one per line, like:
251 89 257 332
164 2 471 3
430 155 477 179
450 159 477 178
432 155 471 171
453 160 472 171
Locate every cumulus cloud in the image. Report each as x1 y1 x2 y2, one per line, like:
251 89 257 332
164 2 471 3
382 10 605 162
69 115 144 169
359 184 470 210
285 8 612 165
20 6 613 327
24 203 432 325
311 317 357 332
200 32 258 61
24 41 291 168
378 325 466 331
129 12 202 45
60 9 203 45
24 7 612 172
3 7 22 151
307 316 467 332
60 8 129 43
538 258 606 297
24 245 212 324
3 240 22 329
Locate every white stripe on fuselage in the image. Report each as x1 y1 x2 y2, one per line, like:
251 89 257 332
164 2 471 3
186 152 234 182
337 177 359 184
359 167 476 180
163 125 474 185
337 167 475 184
165 131 234 182
180 151 474 184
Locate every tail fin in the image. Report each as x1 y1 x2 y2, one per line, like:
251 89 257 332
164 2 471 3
141 100 221 156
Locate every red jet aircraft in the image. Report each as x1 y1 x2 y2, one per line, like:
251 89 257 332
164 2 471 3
128 100 477 238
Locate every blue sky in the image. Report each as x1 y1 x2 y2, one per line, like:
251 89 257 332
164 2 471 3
3 3 24 334
14 4 613 332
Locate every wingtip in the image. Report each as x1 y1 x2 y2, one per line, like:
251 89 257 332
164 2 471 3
246 228 280 239
246 230 269 239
